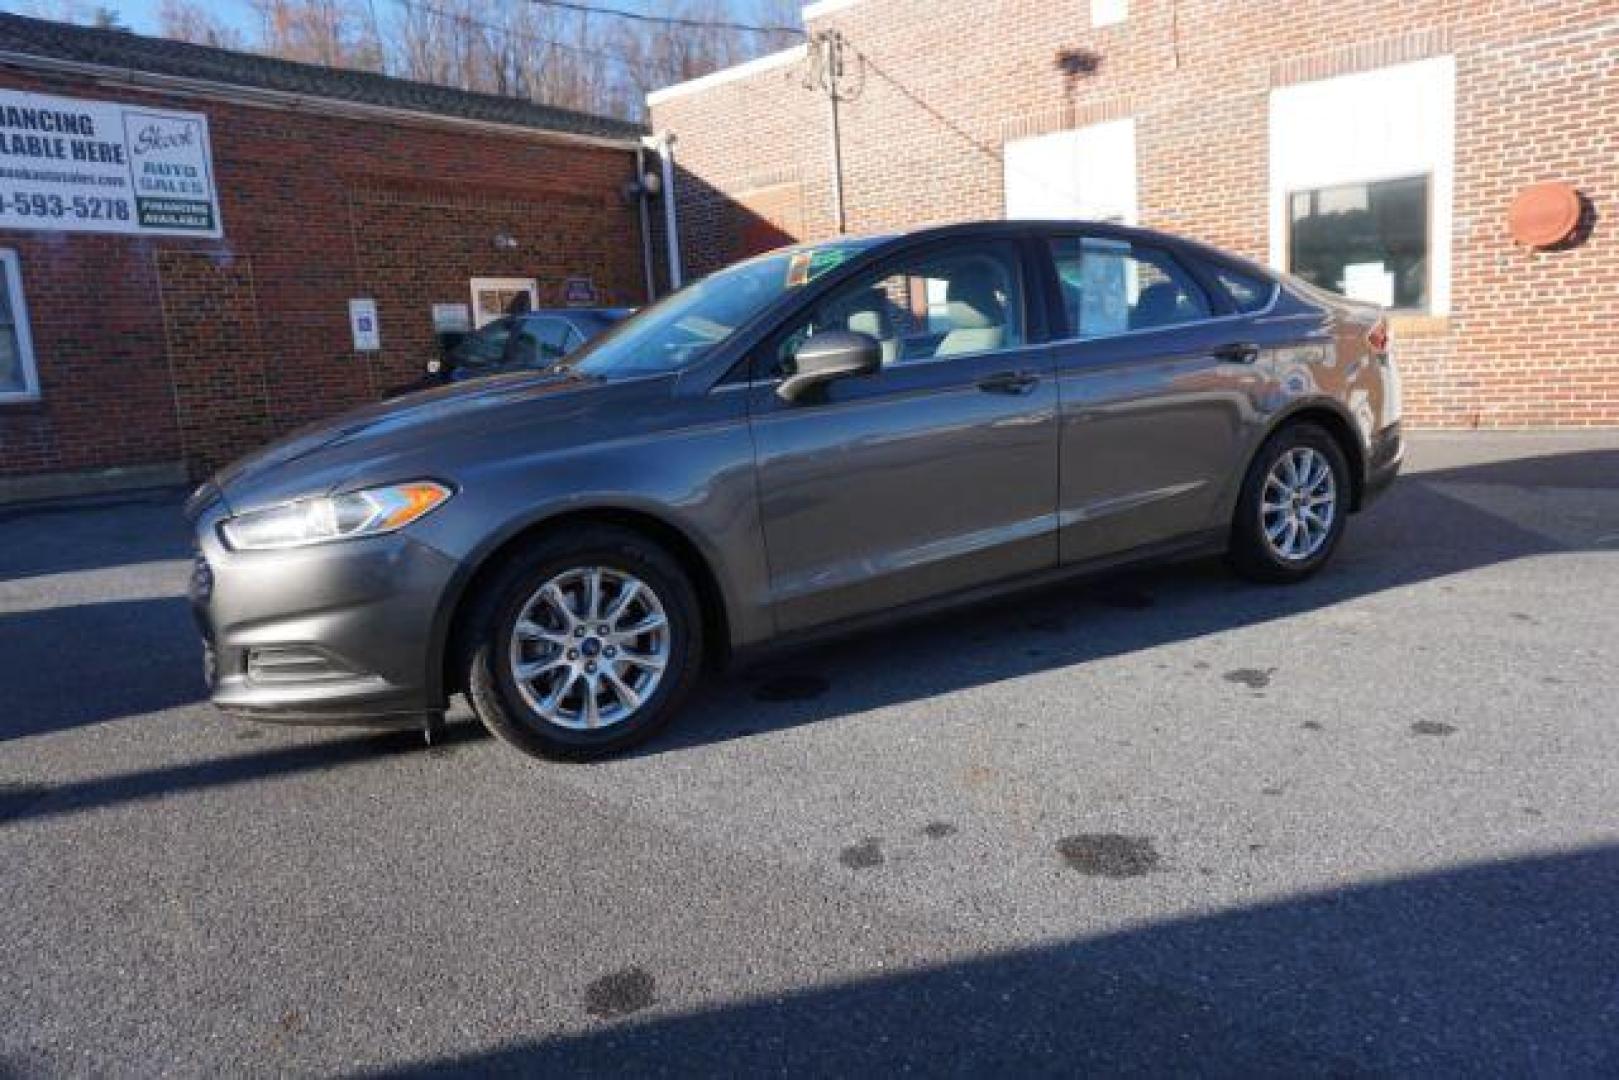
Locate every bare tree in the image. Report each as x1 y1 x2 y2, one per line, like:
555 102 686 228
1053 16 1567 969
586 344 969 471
158 0 247 49
24 0 805 121
249 0 383 71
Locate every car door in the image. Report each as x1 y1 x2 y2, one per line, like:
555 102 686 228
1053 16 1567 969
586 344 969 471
747 238 1060 635
1047 233 1264 563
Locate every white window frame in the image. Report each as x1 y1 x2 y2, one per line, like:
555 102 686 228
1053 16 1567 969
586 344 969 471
1268 56 1455 314
1003 118 1138 225
0 248 40 401
469 277 539 328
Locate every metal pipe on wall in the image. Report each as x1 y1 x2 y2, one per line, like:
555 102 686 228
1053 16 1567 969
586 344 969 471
634 143 656 303
654 133 683 290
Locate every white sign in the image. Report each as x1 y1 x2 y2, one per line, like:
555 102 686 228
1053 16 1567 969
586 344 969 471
1343 261 1395 308
0 89 222 237
431 302 471 333
349 299 380 352
1079 238 1132 336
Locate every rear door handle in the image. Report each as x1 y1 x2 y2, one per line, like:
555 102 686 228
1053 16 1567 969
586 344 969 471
978 370 1041 395
1213 342 1260 364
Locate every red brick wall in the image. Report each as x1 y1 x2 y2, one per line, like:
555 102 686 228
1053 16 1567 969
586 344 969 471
0 66 645 479
651 0 1619 428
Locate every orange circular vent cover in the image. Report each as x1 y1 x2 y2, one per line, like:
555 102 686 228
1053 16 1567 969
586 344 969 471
1508 182 1582 247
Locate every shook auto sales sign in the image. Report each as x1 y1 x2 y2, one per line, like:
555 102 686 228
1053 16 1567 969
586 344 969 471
0 89 222 237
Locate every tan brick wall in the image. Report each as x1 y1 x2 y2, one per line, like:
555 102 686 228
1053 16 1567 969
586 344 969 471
652 0 1619 428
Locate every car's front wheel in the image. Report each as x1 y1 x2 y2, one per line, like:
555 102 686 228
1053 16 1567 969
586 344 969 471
1227 422 1350 583
462 527 703 760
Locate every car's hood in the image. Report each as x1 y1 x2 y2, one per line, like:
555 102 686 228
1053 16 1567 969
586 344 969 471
210 369 606 510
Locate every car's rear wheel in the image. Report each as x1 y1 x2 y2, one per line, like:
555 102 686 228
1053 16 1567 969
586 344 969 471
463 527 703 760
1228 422 1350 583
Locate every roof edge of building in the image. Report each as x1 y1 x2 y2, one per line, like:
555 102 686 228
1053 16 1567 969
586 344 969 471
646 44 807 108
0 48 645 152
0 12 645 144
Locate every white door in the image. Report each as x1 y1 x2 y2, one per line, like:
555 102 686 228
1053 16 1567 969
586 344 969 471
470 277 539 328
1003 118 1138 225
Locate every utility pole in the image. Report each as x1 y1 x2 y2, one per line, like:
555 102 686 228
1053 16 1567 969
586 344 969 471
812 29 849 235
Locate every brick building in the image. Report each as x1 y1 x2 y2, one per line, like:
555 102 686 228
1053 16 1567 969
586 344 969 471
0 14 661 500
649 0 1617 428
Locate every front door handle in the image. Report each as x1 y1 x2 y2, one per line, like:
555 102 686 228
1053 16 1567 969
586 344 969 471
1213 342 1261 364
978 370 1041 395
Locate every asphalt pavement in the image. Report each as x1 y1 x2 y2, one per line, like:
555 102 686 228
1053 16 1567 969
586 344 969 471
2 432 1617 1076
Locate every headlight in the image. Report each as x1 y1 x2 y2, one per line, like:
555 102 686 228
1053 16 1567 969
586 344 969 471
219 481 452 551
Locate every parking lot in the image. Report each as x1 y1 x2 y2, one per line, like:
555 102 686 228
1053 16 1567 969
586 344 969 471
2 431 1617 1075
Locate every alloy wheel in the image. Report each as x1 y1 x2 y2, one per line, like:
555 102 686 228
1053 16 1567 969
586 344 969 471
1260 446 1337 561
507 567 670 730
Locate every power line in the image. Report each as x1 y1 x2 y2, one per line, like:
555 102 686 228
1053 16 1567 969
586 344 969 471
846 42 1004 166
841 40 1088 211
526 0 803 37
389 0 669 78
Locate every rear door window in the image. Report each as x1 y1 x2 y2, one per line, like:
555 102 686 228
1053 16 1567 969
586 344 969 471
1207 264 1277 313
1049 237 1212 339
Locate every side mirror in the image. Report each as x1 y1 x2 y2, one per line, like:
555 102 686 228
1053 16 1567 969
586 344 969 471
777 330 882 403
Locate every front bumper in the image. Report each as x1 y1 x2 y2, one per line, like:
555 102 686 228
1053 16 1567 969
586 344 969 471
188 493 459 725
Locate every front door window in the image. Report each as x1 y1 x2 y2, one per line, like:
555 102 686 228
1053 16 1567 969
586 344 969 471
777 242 1026 375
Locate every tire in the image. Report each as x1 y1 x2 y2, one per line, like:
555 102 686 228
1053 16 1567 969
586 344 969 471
461 526 704 761
1227 422 1351 584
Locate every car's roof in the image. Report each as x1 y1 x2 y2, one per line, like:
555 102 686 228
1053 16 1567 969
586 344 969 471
515 308 633 321
762 220 1277 281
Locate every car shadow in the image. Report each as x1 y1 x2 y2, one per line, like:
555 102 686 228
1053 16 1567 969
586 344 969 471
0 487 192 580
0 723 482 827
0 596 206 742
649 446 1619 755
377 843 1619 1075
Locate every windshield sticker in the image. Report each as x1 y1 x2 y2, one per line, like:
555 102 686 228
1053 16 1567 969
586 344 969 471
786 247 853 288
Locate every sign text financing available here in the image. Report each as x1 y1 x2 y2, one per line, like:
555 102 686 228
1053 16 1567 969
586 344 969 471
0 89 222 237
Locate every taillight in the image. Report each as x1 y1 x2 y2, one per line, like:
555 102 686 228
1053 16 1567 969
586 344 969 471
1366 319 1389 355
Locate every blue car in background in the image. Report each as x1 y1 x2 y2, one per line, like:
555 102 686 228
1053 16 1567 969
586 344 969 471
404 307 634 393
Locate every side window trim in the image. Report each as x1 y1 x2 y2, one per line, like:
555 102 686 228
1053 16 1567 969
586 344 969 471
0 248 40 401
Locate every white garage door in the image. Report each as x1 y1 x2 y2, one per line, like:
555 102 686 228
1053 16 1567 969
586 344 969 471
1003 118 1137 225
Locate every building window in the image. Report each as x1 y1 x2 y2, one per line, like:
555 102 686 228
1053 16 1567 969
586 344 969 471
1091 0 1127 28
0 249 39 401
1288 176 1429 309
1268 56 1454 314
470 277 538 328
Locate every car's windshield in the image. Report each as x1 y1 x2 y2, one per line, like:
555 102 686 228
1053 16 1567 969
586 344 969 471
453 319 512 369
562 242 872 378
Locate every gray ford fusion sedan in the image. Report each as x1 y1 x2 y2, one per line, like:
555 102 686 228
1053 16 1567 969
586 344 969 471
187 221 1403 760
